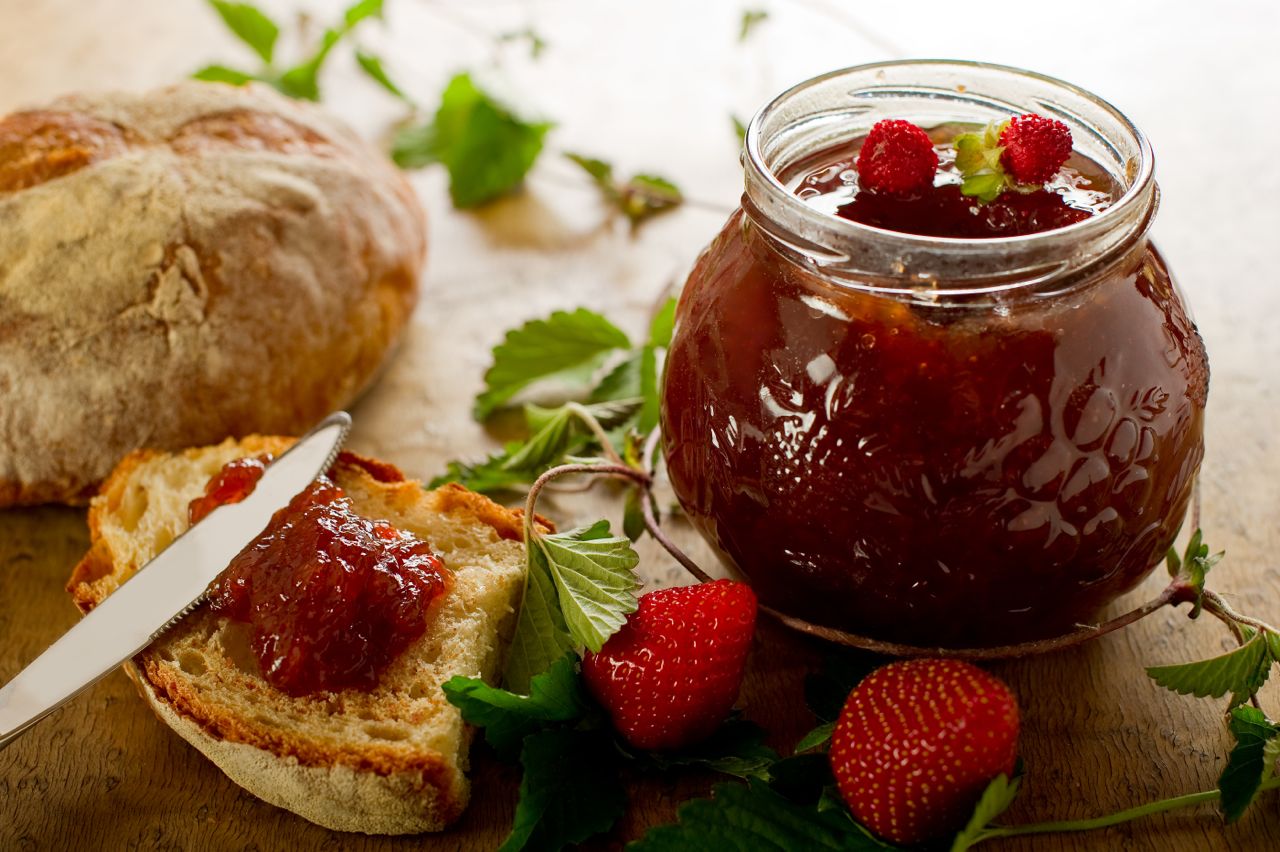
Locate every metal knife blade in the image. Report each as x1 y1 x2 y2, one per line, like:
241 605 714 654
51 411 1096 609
0 411 351 751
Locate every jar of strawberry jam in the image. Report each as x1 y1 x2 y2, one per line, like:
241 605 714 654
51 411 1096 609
661 61 1208 647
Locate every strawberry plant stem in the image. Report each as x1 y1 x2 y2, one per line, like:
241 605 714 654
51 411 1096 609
970 777 1280 845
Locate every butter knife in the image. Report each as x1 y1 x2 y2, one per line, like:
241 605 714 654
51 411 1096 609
0 411 351 751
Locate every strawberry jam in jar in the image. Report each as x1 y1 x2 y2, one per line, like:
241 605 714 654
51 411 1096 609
661 62 1208 647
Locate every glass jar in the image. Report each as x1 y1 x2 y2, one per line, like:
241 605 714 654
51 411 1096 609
661 61 1209 647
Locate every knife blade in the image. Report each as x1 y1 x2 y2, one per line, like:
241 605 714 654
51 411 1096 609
0 411 351 751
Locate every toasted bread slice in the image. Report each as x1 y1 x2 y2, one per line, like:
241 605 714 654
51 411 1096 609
67 436 538 834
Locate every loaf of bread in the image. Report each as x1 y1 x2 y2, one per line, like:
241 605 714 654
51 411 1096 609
67 437 536 834
0 82 425 506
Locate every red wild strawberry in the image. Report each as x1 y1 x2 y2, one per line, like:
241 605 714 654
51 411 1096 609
829 658 1020 845
855 119 938 195
999 113 1073 184
582 579 757 751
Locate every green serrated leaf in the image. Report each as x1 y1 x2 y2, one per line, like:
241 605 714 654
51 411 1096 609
207 1 279 64
621 173 683 228
795 721 836 753
589 352 644 403
638 345 660 433
428 72 554 208
950 774 1022 852
623 488 646 542
1263 736 1280 783
344 0 383 26
476 308 630 419
631 780 884 851
428 441 537 494
390 119 439 168
192 64 258 85
443 655 588 759
502 400 640 475
738 9 769 41
1146 633 1273 706
354 50 410 102
649 296 678 348
276 27 341 100
503 406 581 473
504 547 576 693
538 521 640 653
635 718 779 780
1219 705 1280 823
565 152 616 194
501 728 625 852
1267 631 1280 663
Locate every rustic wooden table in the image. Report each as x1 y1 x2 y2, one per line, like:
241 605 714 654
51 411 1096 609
2 0 1278 849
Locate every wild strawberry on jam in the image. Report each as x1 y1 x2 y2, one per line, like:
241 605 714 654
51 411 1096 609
189 458 450 697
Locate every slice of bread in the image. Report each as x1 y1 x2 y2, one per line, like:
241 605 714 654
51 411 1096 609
67 436 540 834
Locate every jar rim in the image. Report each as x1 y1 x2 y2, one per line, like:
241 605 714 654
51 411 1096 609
742 59 1157 294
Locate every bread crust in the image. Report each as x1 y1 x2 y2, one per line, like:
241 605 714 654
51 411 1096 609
67 438 545 834
0 82 426 507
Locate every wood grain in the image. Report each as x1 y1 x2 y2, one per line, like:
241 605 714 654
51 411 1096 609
2 0 1280 849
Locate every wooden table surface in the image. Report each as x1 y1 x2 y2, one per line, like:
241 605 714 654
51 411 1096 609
2 0 1279 849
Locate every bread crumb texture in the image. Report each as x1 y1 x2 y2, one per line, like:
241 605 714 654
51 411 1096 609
68 437 529 834
0 83 425 507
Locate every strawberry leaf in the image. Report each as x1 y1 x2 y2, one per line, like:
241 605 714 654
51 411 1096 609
502 400 640 473
795 721 836 753
649 296 678 348
500 728 625 852
738 9 769 41
631 780 886 851
428 441 538 494
504 545 577 693
206 0 279 64
474 308 631 420
443 655 589 758
567 152 683 230
400 72 554 208
1146 633 1274 707
589 352 645 403
505 522 639 691
1219 705 1280 823
192 64 258 85
950 773 1021 852
354 50 411 103
537 520 640 652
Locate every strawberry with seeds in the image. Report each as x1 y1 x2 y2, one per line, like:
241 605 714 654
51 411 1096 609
829 658 1021 845
582 579 757 751
855 118 939 195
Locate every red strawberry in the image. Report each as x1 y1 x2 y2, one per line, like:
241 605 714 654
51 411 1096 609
855 119 938 195
582 579 757 751
999 113 1073 184
829 659 1020 845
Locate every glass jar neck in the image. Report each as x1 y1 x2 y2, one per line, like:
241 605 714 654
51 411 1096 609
742 60 1158 301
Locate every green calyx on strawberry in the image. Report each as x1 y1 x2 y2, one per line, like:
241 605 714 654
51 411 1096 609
829 658 1021 845
582 579 758 751
954 112 1074 202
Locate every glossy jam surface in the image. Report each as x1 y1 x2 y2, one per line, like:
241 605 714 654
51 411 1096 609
661 207 1208 646
189 461 450 696
794 130 1117 238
